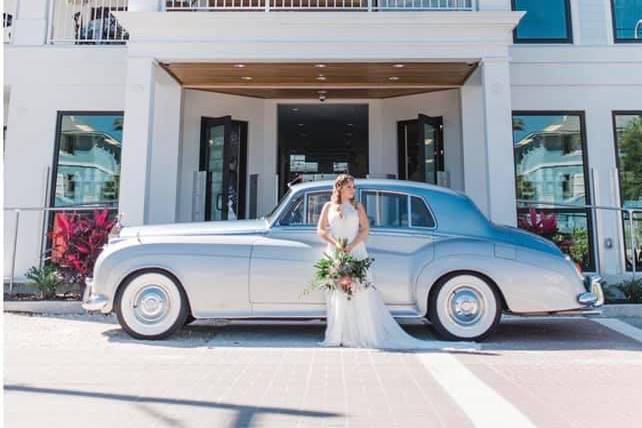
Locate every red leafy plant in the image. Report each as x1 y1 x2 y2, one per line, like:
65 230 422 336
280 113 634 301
517 208 560 240
50 209 116 289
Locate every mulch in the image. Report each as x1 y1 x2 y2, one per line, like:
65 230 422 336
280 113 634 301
4 292 81 302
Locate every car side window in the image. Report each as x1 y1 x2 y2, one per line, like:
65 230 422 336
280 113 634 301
278 195 304 226
411 196 436 228
278 191 331 226
362 191 409 228
306 192 331 224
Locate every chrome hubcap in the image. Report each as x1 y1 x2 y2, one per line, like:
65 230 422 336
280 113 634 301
133 285 170 324
447 287 484 326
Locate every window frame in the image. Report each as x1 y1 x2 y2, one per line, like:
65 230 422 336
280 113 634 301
274 189 331 228
358 188 438 232
49 110 124 210
511 0 574 44
610 0 642 43
512 110 596 272
611 110 642 272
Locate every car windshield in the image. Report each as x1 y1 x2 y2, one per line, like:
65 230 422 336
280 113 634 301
262 188 293 223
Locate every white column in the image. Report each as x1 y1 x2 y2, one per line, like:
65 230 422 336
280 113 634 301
12 0 48 45
478 0 511 11
481 58 517 226
119 57 156 226
461 67 490 216
147 68 183 225
128 0 163 12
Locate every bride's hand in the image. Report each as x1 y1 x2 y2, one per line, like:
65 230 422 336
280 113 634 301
344 243 354 254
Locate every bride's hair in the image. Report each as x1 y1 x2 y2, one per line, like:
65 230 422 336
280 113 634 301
331 174 356 218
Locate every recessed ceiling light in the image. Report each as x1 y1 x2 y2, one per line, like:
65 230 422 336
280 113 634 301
317 90 328 94
314 64 326 68
241 76 253 80
389 76 400 81
234 64 246 68
393 64 405 68
316 75 327 81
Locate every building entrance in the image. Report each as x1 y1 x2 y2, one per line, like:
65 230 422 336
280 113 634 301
277 104 369 196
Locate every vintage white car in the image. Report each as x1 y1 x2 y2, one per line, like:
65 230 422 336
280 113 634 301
83 179 604 341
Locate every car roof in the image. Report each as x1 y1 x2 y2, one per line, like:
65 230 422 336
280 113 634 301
288 178 463 197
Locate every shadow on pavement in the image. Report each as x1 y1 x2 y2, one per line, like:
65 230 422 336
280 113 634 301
4 384 340 428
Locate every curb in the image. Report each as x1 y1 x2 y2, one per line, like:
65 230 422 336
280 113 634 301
598 304 642 318
4 301 84 315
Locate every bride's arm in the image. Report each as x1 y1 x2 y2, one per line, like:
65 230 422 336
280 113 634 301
346 202 370 253
317 202 338 247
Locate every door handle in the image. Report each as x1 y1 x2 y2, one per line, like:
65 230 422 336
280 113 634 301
216 193 225 211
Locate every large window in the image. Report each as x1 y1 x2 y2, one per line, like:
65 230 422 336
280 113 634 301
614 112 642 271
51 112 123 208
513 112 594 271
611 0 642 42
512 0 573 43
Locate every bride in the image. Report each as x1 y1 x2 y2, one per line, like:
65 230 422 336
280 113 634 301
316 174 478 350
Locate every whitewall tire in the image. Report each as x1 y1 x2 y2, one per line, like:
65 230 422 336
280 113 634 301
115 270 189 340
428 273 502 341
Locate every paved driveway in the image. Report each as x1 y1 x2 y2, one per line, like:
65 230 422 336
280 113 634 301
4 313 642 428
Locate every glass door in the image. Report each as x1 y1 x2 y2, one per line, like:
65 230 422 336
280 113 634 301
397 114 444 185
200 116 247 221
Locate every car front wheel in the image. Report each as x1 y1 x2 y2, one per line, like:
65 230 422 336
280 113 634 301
428 273 502 341
115 270 188 340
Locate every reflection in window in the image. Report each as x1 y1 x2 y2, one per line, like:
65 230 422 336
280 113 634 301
512 0 572 43
307 192 331 225
411 196 435 228
363 191 408 228
53 113 123 207
513 113 594 270
614 113 642 271
611 0 642 42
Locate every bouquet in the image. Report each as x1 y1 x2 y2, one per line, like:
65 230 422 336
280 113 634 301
305 238 374 300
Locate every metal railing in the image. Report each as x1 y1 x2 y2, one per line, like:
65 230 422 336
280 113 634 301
164 0 475 11
4 205 117 293
47 0 129 45
517 199 642 278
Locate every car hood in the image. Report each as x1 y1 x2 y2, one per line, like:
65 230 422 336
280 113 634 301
119 219 269 239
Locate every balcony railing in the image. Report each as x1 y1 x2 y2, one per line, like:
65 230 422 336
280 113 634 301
45 0 474 45
47 0 129 45
164 0 476 11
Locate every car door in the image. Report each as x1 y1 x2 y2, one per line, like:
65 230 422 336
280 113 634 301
250 190 331 308
359 189 436 306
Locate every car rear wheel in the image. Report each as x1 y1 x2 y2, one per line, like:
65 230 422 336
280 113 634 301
428 273 501 341
115 270 188 340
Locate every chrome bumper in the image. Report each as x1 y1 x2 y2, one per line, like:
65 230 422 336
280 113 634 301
81 278 109 312
577 275 605 308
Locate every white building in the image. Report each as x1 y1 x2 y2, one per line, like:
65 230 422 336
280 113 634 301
3 0 642 283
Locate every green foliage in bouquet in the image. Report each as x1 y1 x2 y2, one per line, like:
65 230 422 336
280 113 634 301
304 238 374 299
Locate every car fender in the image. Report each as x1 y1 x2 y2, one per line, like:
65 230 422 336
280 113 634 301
414 236 586 315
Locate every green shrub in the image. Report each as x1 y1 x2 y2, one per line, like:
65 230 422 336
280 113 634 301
608 278 642 304
25 264 64 299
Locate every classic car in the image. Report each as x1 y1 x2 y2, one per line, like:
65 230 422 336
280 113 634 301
82 179 604 341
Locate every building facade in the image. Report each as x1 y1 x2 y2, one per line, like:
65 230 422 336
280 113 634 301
3 0 642 282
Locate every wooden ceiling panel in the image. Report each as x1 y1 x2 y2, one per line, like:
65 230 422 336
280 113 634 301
162 62 478 99
199 87 451 99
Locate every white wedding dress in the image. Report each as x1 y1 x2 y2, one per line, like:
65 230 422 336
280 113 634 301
320 201 479 351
